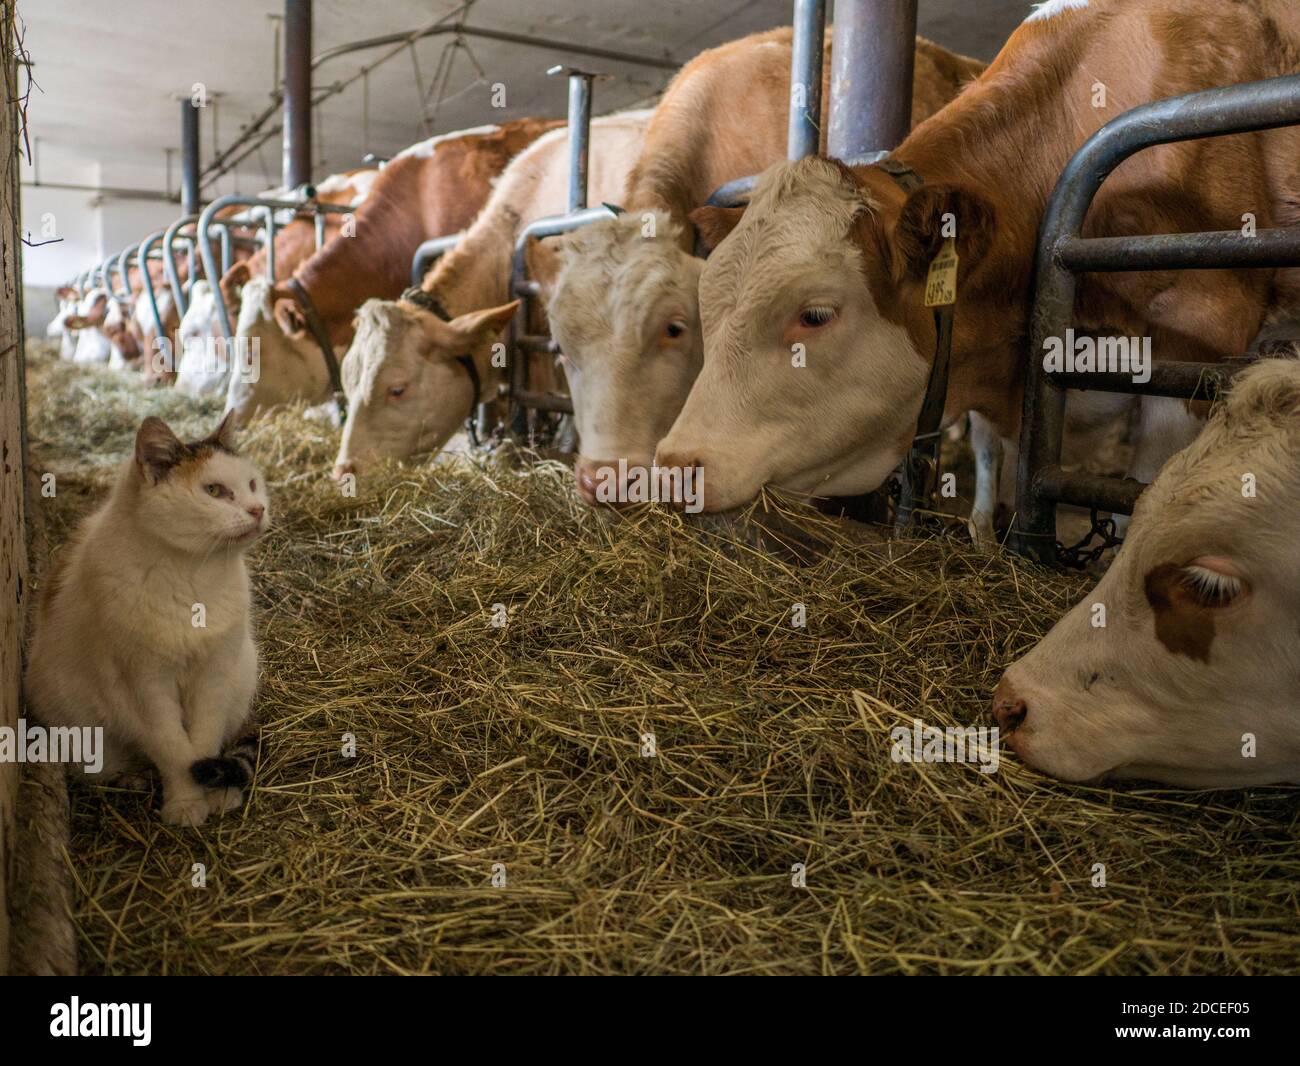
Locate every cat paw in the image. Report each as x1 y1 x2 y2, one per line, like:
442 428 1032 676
109 772 153 792
161 794 210 827
206 787 243 816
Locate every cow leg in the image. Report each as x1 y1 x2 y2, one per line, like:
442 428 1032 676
968 411 1003 546
1115 395 1203 535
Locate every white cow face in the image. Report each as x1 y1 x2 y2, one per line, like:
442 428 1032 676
68 289 114 364
224 277 327 424
48 286 81 360
537 213 704 506
655 155 995 513
996 359 1300 788
331 297 517 479
176 280 229 398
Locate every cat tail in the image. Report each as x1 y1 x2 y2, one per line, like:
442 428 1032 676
190 735 258 789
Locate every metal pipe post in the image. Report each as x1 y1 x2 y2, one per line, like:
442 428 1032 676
788 0 826 159
181 98 201 215
282 0 313 189
828 0 917 160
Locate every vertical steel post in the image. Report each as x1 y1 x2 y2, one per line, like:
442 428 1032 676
566 72 592 212
788 0 826 159
181 98 201 215
282 0 313 190
828 0 917 161
263 206 278 280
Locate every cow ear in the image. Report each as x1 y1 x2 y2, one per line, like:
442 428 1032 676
449 301 519 345
205 410 238 453
135 417 184 482
273 297 308 339
525 237 563 301
221 261 253 306
689 205 746 253
890 184 995 283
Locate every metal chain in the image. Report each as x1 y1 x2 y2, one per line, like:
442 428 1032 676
1055 508 1124 570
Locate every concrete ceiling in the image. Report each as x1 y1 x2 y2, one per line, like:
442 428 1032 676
20 0 1034 199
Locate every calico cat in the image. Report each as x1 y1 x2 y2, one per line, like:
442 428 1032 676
26 413 270 825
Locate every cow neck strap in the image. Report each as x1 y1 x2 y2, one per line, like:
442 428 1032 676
400 286 485 448
284 277 347 422
876 158 957 529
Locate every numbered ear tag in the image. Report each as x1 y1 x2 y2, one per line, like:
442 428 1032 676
924 236 959 308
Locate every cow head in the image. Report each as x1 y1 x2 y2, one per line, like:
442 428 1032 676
176 280 230 398
68 290 114 364
996 359 1300 788
655 155 999 512
331 297 517 479
223 276 327 424
534 211 704 506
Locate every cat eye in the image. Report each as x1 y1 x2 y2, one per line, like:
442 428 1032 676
799 306 837 329
249 479 257 492
204 483 226 498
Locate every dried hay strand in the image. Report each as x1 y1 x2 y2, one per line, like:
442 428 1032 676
22 341 1300 976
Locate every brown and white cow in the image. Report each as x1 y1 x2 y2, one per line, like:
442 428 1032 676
64 287 141 368
331 111 652 477
531 28 983 510
655 0 1300 517
222 121 559 423
47 286 82 360
994 356 1300 788
174 168 377 398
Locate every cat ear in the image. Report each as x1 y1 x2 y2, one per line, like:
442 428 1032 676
206 410 238 453
134 417 183 482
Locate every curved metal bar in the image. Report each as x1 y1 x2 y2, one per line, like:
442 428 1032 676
137 230 169 342
410 234 462 286
163 214 201 317
1016 72 1300 563
508 205 616 421
203 217 261 279
197 193 355 339
113 244 138 301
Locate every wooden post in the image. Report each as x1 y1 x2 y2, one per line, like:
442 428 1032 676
0 0 30 977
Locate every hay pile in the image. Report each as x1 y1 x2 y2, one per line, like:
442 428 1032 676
23 342 1300 975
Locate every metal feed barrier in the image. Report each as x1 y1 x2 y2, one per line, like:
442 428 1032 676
1014 73 1300 566
406 64 613 442
198 192 356 340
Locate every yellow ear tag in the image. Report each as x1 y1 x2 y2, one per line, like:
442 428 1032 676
924 236 959 308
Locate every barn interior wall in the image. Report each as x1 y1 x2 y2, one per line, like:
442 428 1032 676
1 0 28 977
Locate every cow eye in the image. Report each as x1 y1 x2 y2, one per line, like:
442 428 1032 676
665 320 687 340
387 384 407 400
799 306 836 328
1180 563 1246 608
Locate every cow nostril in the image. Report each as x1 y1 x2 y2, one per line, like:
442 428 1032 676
993 697 1028 733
